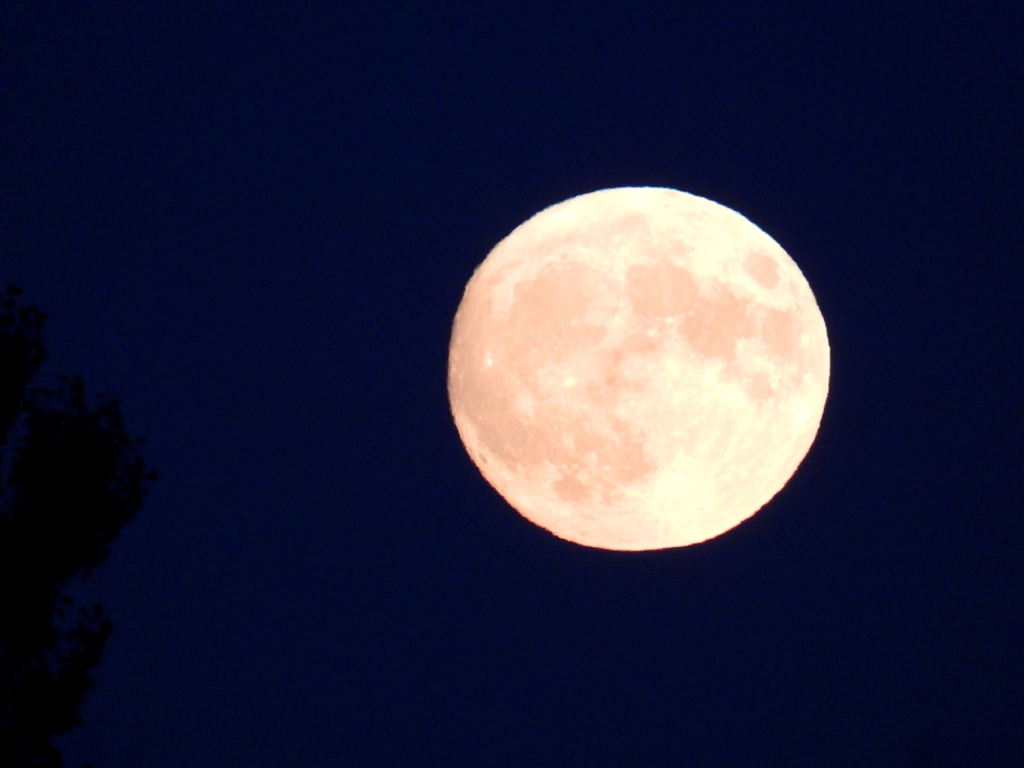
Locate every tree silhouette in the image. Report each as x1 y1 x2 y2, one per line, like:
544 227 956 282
0 285 156 768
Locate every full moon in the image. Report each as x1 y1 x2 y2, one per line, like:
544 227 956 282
448 187 829 550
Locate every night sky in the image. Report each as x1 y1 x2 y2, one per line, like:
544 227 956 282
3 3 1023 766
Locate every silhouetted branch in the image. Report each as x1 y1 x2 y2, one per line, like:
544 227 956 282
0 285 156 768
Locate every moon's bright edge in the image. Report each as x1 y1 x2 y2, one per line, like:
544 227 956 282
448 187 829 550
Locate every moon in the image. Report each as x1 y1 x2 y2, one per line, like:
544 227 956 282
448 187 829 550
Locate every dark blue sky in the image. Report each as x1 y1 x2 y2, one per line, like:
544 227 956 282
2 3 1022 766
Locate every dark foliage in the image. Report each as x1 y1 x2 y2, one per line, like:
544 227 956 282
0 285 156 767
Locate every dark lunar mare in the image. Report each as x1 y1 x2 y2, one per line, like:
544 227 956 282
0 285 156 768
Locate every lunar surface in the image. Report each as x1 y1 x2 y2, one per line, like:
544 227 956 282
448 187 829 550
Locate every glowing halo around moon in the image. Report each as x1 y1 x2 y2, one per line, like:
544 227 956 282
448 187 829 551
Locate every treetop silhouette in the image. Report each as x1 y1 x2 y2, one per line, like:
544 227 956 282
1 284 156 768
